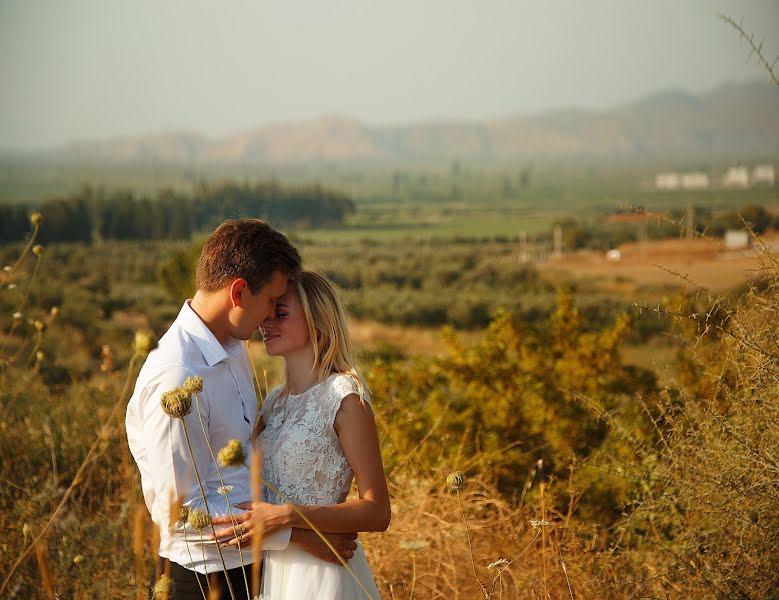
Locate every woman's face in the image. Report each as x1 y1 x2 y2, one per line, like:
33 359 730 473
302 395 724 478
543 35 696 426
260 287 311 357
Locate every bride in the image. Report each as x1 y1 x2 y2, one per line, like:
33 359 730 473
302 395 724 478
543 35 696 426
213 270 388 599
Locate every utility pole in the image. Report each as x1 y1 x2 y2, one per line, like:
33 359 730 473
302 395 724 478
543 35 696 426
686 204 694 241
553 224 562 259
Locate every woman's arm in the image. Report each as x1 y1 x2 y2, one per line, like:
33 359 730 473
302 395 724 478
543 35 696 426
211 393 390 543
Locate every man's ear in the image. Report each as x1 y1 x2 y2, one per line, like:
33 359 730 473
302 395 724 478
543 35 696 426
228 278 249 308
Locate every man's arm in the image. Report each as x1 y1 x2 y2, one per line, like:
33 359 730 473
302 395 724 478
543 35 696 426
290 529 357 564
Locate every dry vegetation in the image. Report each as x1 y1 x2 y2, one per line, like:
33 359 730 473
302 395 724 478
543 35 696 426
1 211 777 599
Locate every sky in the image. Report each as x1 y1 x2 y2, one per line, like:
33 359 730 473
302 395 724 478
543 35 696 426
0 0 777 150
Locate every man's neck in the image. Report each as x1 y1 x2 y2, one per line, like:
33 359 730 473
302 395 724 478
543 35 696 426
190 291 232 346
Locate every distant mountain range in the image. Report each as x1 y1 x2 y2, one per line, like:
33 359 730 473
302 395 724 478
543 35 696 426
52 81 779 164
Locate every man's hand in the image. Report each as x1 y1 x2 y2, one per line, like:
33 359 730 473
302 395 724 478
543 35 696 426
291 529 358 565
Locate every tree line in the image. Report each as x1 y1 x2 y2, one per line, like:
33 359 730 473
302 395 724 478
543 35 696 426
0 181 355 243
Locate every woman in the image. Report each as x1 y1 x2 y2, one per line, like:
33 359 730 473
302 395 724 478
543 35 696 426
215 271 389 599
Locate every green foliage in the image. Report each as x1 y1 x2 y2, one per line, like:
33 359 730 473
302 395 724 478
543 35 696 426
366 293 656 518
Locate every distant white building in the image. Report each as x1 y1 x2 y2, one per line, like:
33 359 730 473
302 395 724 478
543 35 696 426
752 165 775 186
722 166 749 188
725 230 750 250
681 172 710 190
655 172 680 190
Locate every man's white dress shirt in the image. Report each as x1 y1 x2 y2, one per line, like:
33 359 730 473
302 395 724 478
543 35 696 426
126 301 290 574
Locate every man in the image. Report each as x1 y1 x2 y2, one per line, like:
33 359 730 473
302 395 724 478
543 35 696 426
126 219 357 599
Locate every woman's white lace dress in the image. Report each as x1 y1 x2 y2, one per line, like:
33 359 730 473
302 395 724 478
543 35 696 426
257 374 381 600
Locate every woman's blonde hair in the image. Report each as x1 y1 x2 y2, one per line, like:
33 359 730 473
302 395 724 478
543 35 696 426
279 270 368 401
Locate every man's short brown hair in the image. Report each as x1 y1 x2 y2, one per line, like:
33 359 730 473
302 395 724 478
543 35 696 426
196 219 301 293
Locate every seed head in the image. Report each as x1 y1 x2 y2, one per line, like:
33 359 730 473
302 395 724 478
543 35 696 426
50 306 59 317
748 510 759 524
30 213 42 226
487 558 510 569
530 519 550 530
152 574 175 599
12 312 22 321
73 554 84 565
134 329 155 356
183 376 204 395
32 244 44 256
217 485 234 496
34 320 45 333
447 471 465 492
160 388 192 419
177 505 190 525
188 508 211 531
218 439 246 467
399 540 429 552
35 351 45 362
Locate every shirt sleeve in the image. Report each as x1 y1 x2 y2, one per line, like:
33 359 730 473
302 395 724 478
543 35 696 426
138 367 243 525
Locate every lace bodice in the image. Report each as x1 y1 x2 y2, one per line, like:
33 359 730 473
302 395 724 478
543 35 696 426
258 374 369 506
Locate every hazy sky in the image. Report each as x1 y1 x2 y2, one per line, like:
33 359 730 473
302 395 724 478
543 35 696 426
1 0 777 149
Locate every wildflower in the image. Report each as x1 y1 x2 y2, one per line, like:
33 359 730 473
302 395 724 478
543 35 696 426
183 376 203 395
160 388 192 419
399 540 429 552
218 439 246 467
530 519 550 530
12 312 22 320
34 320 45 333
217 485 234 496
50 306 59 317
446 470 465 492
152 574 175 599
35 351 45 362
188 508 211 531
32 245 44 256
73 555 84 565
134 328 155 356
487 558 510 569
30 213 42 226
177 505 190 525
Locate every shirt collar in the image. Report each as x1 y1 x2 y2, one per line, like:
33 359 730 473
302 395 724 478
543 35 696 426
177 301 236 367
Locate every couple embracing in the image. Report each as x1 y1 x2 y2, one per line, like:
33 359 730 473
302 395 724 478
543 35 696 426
126 219 389 599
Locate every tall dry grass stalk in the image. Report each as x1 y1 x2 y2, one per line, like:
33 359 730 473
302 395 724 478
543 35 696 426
0 345 145 597
250 449 264 598
134 504 147 600
34 538 55 600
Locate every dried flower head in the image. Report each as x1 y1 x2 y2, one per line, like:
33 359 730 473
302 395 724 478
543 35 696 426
34 320 45 333
12 312 22 321
160 388 192 419
447 470 465 492
134 329 155 356
530 519 550 530
72 554 84 565
32 244 44 256
3 265 11 272
35 351 45 362
50 306 59 317
30 213 42 226
399 540 429 552
183 376 204 395
152 574 175 599
487 558 510 569
217 485 234 496
188 508 211 531
177 505 190 525
218 439 246 467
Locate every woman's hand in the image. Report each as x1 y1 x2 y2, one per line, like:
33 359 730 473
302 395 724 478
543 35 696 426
209 501 292 546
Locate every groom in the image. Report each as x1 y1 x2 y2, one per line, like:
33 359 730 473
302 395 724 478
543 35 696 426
126 219 357 599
